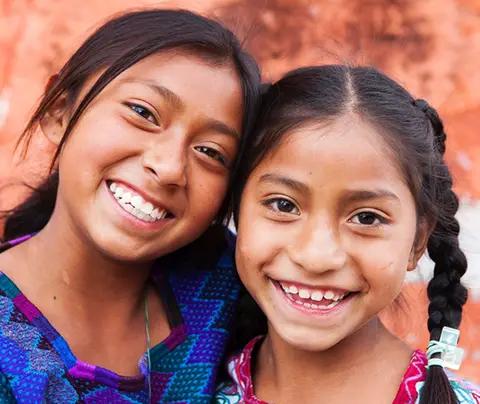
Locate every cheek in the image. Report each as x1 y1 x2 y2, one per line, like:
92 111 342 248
355 237 413 297
236 204 282 285
60 110 134 175
188 172 228 221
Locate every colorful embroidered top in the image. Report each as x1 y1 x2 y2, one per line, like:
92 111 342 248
0 226 241 403
216 336 480 404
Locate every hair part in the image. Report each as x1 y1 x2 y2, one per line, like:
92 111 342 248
232 65 467 404
2 8 261 242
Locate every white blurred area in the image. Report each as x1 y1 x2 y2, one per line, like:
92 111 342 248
406 200 480 300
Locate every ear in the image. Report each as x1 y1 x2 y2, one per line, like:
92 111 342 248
40 92 70 146
407 220 430 272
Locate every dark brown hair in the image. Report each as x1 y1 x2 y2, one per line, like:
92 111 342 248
3 8 261 241
232 65 467 404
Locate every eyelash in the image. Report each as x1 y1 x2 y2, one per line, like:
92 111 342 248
126 103 159 126
194 146 228 167
349 211 389 227
264 197 300 216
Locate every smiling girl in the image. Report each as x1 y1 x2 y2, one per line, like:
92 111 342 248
216 66 479 404
0 9 261 403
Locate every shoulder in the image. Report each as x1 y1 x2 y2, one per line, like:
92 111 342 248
157 225 236 270
215 336 263 403
395 350 480 404
156 225 239 292
446 372 480 403
215 354 245 404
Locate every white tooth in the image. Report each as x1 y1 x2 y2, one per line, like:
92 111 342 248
324 291 335 300
141 202 154 215
311 291 323 301
109 182 117 192
288 286 298 294
152 208 159 219
115 187 124 197
333 295 340 301
122 192 132 203
299 289 310 299
281 283 288 292
132 208 141 216
137 212 146 220
327 301 341 309
304 303 311 308
311 304 318 309
131 195 144 208
124 204 133 212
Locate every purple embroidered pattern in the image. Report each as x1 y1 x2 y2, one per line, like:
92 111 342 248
0 226 240 403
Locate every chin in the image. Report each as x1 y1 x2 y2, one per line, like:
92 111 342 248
86 227 160 263
272 322 342 352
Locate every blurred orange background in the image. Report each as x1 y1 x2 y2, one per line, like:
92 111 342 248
1 0 479 383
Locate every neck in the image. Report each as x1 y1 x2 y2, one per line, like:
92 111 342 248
13 206 153 309
255 318 412 403
0 205 173 374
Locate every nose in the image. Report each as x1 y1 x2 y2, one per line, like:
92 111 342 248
142 132 187 188
287 215 347 274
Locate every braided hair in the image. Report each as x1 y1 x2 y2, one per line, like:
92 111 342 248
412 100 468 404
231 66 468 404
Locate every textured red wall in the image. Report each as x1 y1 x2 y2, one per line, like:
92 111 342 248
1 0 480 382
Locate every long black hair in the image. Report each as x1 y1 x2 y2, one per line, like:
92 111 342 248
232 65 467 404
2 8 261 241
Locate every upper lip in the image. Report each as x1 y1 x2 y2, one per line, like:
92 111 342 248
108 179 179 217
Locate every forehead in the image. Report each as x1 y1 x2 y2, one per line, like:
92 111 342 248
118 51 241 97
254 115 408 189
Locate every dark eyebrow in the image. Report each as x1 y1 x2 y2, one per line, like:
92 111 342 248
120 79 184 111
259 173 310 194
204 120 240 141
341 189 400 204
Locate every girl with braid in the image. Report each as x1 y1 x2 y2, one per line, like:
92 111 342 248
215 66 480 404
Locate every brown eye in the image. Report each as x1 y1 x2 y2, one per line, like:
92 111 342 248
127 103 158 125
265 198 300 215
351 212 386 226
194 146 228 166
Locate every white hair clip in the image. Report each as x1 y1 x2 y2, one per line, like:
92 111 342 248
426 327 464 371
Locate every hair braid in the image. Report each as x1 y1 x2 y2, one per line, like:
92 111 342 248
417 101 468 404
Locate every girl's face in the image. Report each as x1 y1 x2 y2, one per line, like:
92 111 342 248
51 52 243 262
236 116 424 351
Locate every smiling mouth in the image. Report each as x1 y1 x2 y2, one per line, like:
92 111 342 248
276 280 356 310
107 181 174 223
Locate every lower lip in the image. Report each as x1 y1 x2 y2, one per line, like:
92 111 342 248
272 280 355 318
105 182 174 231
